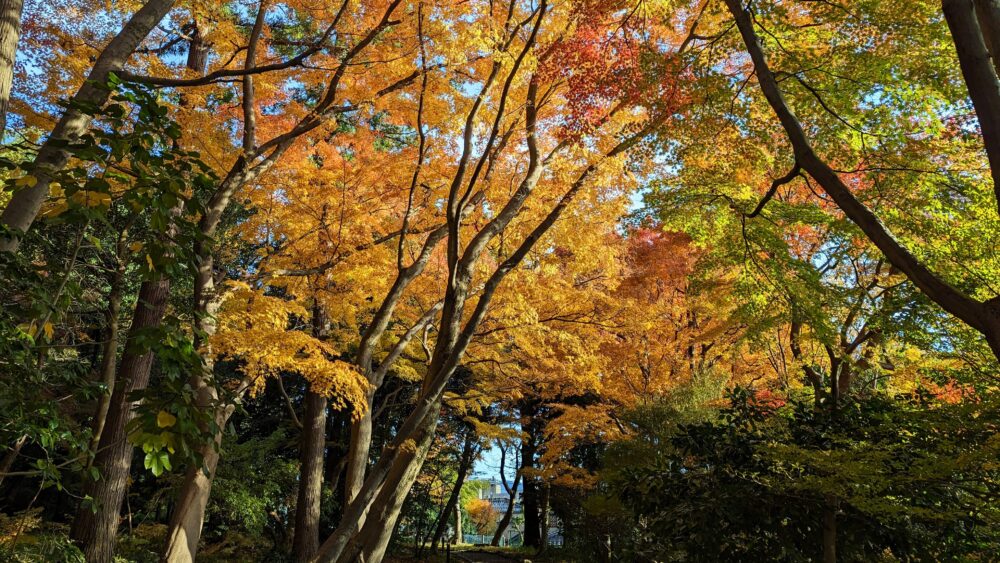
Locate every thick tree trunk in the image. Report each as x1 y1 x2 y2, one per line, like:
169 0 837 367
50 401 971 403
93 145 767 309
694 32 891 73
431 432 475 551
0 0 176 251
293 391 329 562
943 0 1000 215
325 411 439 563
185 24 210 75
0 0 24 139
975 0 1000 76
520 403 542 549
71 276 171 563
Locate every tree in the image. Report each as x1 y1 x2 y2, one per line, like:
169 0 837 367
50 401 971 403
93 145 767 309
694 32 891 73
0 0 176 252
465 499 498 537
718 0 1000 358
0 0 24 138
615 387 1000 561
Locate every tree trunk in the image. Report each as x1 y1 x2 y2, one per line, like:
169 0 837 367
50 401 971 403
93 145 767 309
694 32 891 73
344 397 373 507
185 23 210 75
490 472 520 546
327 410 439 563
822 497 838 563
0 0 176 251
430 432 475 551
71 276 171 563
293 390 328 562
0 434 27 487
160 398 233 563
453 503 461 545
520 403 542 549
0 0 24 139
943 0 1000 215
975 0 1000 76
89 249 126 457
538 481 550 552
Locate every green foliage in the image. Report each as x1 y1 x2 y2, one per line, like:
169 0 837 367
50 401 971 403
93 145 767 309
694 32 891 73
0 77 220 490
0 509 84 562
207 429 298 539
611 387 1000 561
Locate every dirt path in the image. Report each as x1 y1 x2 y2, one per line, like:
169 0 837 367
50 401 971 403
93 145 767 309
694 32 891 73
453 550 519 563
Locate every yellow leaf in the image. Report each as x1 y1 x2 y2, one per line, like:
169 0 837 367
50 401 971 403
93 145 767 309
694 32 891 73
40 202 68 218
159 431 177 454
14 174 38 188
146 254 155 272
129 242 144 253
42 322 54 340
71 190 112 209
156 410 177 428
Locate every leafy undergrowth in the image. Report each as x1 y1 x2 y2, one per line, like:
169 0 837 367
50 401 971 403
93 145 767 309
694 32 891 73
0 509 84 562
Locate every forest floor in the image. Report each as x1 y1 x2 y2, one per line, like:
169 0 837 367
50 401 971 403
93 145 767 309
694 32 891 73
454 550 518 562
386 546 574 563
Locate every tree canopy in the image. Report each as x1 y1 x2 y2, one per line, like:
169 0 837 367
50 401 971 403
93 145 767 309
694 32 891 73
0 1 998 562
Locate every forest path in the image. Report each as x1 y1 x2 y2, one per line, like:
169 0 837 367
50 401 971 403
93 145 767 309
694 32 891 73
454 550 520 563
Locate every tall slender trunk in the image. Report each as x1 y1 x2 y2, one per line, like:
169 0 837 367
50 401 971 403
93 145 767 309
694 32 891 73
71 276 171 563
89 248 126 456
430 431 475 551
157 29 226 562
453 503 461 545
293 391 329 562
0 0 24 139
344 397 373 506
538 481 550 552
490 471 521 546
0 0 176 251
822 496 838 563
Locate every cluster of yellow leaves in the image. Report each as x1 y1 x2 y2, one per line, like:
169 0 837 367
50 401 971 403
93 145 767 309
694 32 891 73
211 284 368 416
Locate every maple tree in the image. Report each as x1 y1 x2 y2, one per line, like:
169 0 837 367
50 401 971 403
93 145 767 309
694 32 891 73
0 1 997 562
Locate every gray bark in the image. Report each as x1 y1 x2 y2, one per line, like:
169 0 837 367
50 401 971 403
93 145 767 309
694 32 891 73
0 0 24 138
0 0 176 251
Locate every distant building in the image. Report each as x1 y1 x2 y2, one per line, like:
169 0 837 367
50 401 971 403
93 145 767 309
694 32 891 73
465 478 561 547
478 479 521 515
